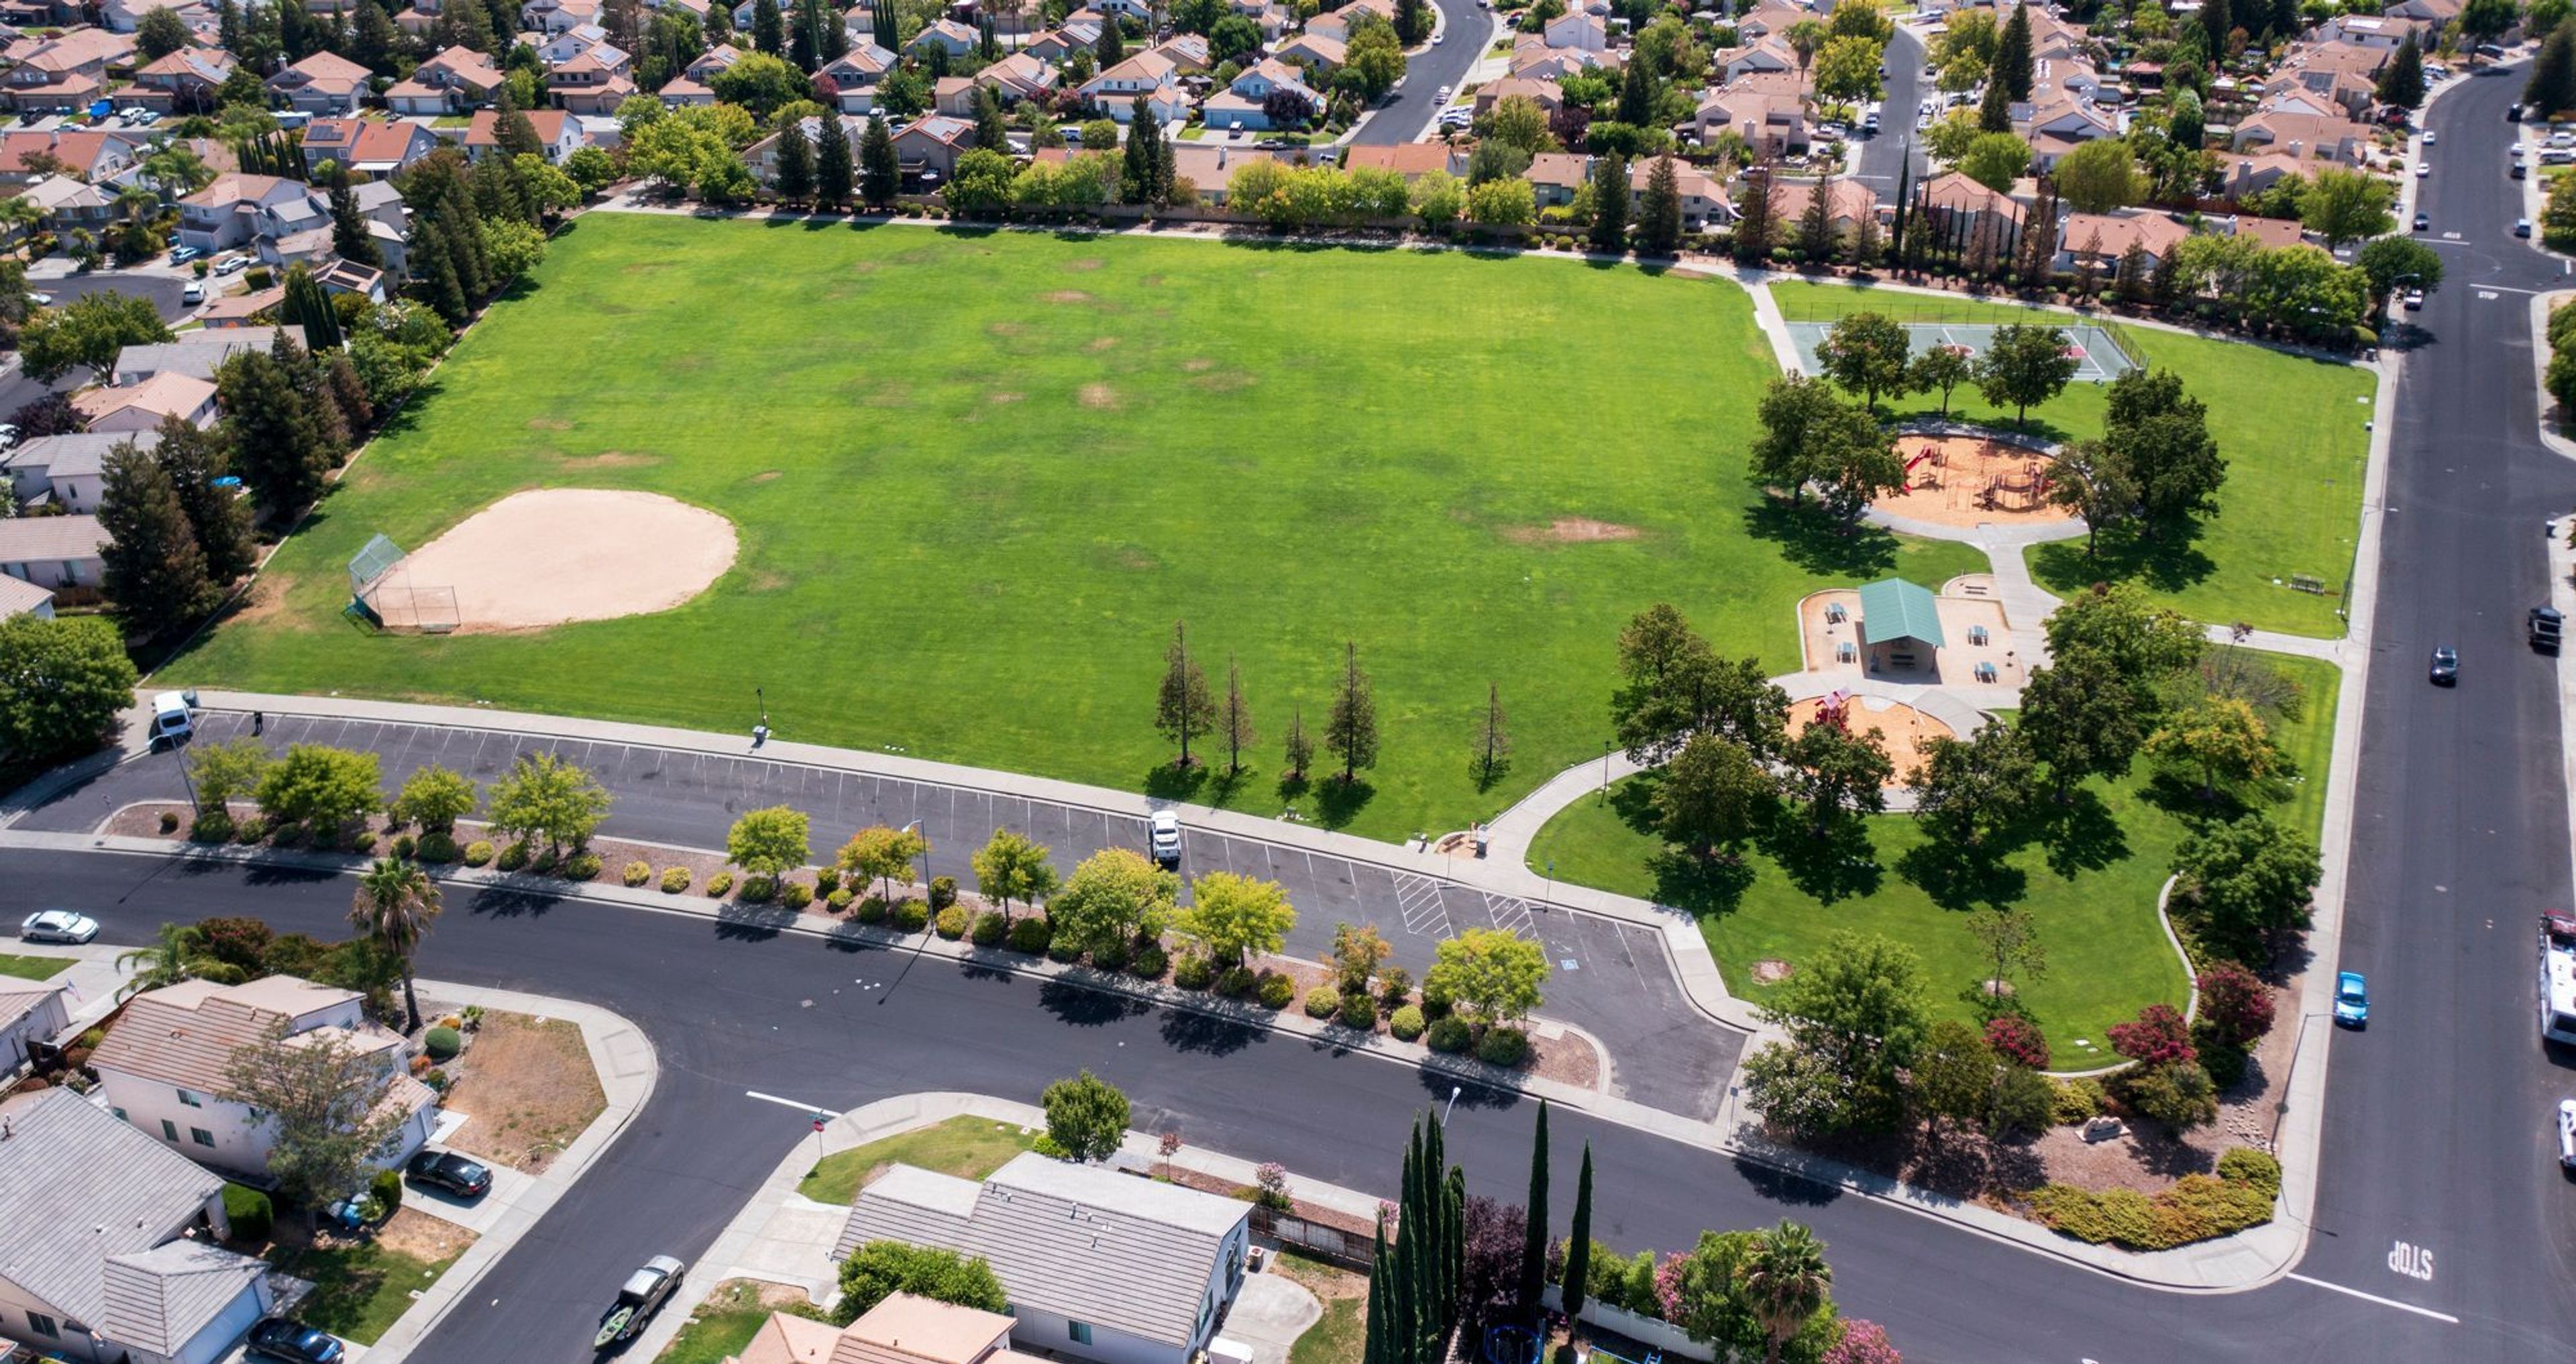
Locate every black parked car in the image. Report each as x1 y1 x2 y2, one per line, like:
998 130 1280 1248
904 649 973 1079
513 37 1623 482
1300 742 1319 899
246 1318 345 1364
2430 645 2459 686
406 1149 494 1198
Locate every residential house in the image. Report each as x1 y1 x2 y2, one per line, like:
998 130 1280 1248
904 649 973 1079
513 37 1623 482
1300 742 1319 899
1 430 150 512
15 173 111 230
932 74 977 117
197 284 283 327
1506 39 1605 80
72 372 219 433
314 256 387 301
89 975 439 1179
1696 81 1807 157
1150 33 1210 72
176 172 324 252
1774 175 1878 241
0 572 48 619
890 114 976 178
726 1293 1048 1364
1203 58 1320 129
908 17 978 57
1081 50 1187 122
0 980 66 1069
2017 92 2118 170
1340 140 1464 182
386 44 504 114
103 0 212 32
1629 156 1729 227
548 46 635 114
266 50 371 115
0 1088 276 1364
1913 169 2024 238
2230 101 2375 168
2264 38 2387 119
1525 150 1587 207
2053 209 2191 273
1272 31 1344 73
974 51 1057 105
1022 22 1099 61
125 46 235 112
1 28 135 112
299 117 439 177
1472 74 1562 116
834 1152 1254 1364
465 105 584 161
817 43 896 114
112 329 299 386
2322 10 2406 46
0 128 145 185
1166 141 1278 204
522 0 604 32
0 514 107 588
2229 213 2305 248
1729 0 1805 40
1303 0 1393 42
1542 7 1605 50
745 113 870 185
1711 35 1796 83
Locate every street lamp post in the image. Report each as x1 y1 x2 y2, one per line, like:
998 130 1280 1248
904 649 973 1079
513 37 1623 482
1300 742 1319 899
1442 1084 1461 1126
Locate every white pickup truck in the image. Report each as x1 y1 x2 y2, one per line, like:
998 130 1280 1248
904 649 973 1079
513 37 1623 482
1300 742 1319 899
148 690 195 747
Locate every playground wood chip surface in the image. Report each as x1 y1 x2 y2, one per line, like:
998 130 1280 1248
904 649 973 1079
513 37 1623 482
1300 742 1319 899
1877 435 2072 529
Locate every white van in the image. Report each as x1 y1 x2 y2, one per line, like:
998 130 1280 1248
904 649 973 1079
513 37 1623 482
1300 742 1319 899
149 690 195 746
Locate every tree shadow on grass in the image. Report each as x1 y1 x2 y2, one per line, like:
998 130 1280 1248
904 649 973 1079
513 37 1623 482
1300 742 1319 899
1646 849 1758 916
1741 497 1908 580
1311 774 1375 829
2028 519 2220 601
1761 818 1883 904
2138 770 2256 824
1143 759 1205 802
2029 787 2131 879
1894 838 2028 912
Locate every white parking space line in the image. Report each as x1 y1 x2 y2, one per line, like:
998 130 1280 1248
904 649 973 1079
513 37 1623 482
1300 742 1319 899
2284 1274 2459 1324
1392 871 1451 937
1483 891 1535 939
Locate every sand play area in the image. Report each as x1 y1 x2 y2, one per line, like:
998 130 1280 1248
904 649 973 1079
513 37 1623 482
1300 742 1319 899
1874 434 2071 527
395 489 738 632
1788 694 1953 785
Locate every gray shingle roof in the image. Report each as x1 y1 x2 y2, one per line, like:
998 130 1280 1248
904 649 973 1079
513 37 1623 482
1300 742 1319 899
101 1239 268 1355
4 429 155 480
0 513 108 564
0 1088 227 1331
834 1152 1246 1347
112 329 299 385
0 573 50 617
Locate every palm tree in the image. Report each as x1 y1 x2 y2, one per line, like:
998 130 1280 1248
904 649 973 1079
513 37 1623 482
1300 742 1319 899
114 185 158 225
142 143 213 199
0 195 42 259
1735 1220 1832 1364
115 923 244 998
1784 18 1827 103
350 857 443 1033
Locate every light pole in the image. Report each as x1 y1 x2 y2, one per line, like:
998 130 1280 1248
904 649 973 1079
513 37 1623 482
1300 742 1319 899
903 820 932 933
1599 740 1611 801
1442 1084 1461 1126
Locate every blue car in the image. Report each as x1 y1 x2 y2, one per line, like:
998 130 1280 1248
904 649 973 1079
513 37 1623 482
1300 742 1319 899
2334 970 2370 1027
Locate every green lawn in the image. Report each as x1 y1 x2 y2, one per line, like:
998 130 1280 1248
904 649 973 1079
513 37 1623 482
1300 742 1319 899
798 1114 1040 1204
1767 281 2377 638
168 217 1984 842
1527 654 2339 1051
654 1281 804 1364
0 953 67 980
266 1239 465 1345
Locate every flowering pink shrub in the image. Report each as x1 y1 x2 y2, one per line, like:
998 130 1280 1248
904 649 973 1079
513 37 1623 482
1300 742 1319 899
2106 1004 2196 1067
1984 1014 2051 1069
1823 1320 1902 1364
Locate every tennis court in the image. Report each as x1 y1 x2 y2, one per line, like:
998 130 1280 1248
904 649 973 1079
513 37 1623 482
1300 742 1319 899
1785 320 2139 384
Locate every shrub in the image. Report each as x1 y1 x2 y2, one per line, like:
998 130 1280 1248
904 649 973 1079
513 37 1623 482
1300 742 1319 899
707 870 735 897
624 860 653 887
158 808 180 833
1090 936 1129 972
423 1026 463 1061
423 1067 449 1094
464 839 495 867
1426 1015 1473 1053
1306 986 1342 1018
2118 1060 2220 1130
1047 935 1084 963
1216 965 1256 998
739 874 777 904
409 1053 431 1075
562 851 602 880
1477 1025 1530 1067
661 865 692 893
1339 990 1379 1031
1377 966 1413 1010
191 809 235 842
418 832 461 863
1031 1133 1069 1159
827 887 855 912
936 904 969 939
350 831 378 855
782 882 814 910
1254 971 1295 1010
929 875 958 910
893 899 930 932
1420 978 1452 1020
496 841 529 872
1129 941 1169 979
857 895 888 925
2106 1003 2196 1067
1173 953 1215 990
525 844 558 874
391 833 416 859
2026 1159 2277 1251
2052 1076 2108 1124
2196 1031 2249 1090
972 911 1008 947
2216 1147 2282 1198
370 1167 403 1216
223 1184 272 1243
815 867 841 896
1985 1014 2051 1069
233 815 268 843
1007 915 1051 953
2195 961 2276 1049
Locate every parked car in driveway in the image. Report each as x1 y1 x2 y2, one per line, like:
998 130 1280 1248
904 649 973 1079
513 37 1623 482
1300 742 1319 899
246 1318 344 1364
213 254 249 276
169 245 201 264
405 1149 493 1198
19 909 98 943
2334 970 2369 1027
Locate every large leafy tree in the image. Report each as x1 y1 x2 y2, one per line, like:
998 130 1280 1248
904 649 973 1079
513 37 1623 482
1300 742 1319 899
1040 1068 1130 1161
2044 438 2137 559
1813 311 1914 413
1654 732 1777 861
1175 871 1295 968
98 439 216 641
838 823 929 907
1424 926 1548 1025
0 615 136 762
727 804 811 884
2145 694 2281 799
20 291 172 383
2103 367 2224 537
1045 847 1174 949
255 743 382 834
1611 602 1789 763
970 827 1062 922
2052 137 2141 213
484 751 612 854
1972 323 2077 428
350 857 442 1032
1957 132 2030 195
227 1020 411 1221
1911 724 2035 849
2171 812 2320 962
2017 649 2147 798
2298 166 2394 248
1782 720 1892 833
834 1242 1008 1322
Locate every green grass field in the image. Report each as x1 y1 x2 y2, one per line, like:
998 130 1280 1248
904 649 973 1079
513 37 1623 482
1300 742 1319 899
1768 282 2375 638
167 216 1985 842
0 953 67 980
653 1282 806 1364
798 1114 1040 1204
266 1239 465 1345
1527 654 2338 1050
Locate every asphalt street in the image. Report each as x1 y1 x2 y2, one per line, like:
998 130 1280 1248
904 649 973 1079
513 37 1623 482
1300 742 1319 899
0 269 191 421
30 709 1737 1115
0 848 2457 1364
1853 23 1929 200
1346 0 1491 148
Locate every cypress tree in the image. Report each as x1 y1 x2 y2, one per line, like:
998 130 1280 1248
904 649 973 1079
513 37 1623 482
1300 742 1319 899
1979 73 2012 132
2199 0 2232 56
1518 1101 1549 1325
754 0 784 54
790 0 821 72
1442 1163 1464 1347
1587 152 1627 254
329 176 382 268
1363 1220 1391 1364
1733 161 1774 263
1097 14 1124 65
1562 1143 1594 1322
1996 1 2033 101
859 111 900 208
1123 95 1163 203
1797 173 1834 264
217 339 334 516
973 85 1010 153
98 439 213 640
410 214 470 324
152 417 256 585
824 1 848 58
775 120 816 202
816 113 855 209
283 266 343 350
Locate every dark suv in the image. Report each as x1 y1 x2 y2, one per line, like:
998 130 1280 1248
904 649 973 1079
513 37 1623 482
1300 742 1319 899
246 1318 344 1364
405 1149 494 1198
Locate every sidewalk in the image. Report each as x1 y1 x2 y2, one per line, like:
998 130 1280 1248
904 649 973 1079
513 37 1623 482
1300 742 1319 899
0 940 134 1029
360 982 658 1363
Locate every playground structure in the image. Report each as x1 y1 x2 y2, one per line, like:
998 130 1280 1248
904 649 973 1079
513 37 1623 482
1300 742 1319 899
345 533 460 634
1874 434 2070 527
1790 691 1953 785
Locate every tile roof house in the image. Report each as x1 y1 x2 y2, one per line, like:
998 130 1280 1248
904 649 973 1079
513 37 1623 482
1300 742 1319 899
1696 85 1807 157
0 978 67 1069
1020 23 1098 62
1 27 135 111
464 107 584 162
1542 7 1605 50
266 50 370 115
16 172 113 229
386 44 504 114
727 1292 1053 1364
1342 140 1464 182
907 17 977 56
1473 74 1562 115
548 45 636 114
1303 0 1393 42
0 127 146 185
72 370 219 433
745 113 869 186
890 114 978 177
1167 140 1283 203
834 1153 1253 1364
817 42 896 113
299 117 440 177
1 429 156 511
0 1088 275 1364
1203 57 1320 129
974 51 1057 105
1272 31 1344 72
0 512 108 588
1081 51 1188 123
176 172 325 252
2055 209 2192 272
1629 156 1730 227
87 976 438 1180
112 327 301 386
1525 150 1587 206
2230 101 2375 168
126 46 235 112
197 284 284 327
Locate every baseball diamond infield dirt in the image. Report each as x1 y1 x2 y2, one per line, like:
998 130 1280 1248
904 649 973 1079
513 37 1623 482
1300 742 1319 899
398 488 739 632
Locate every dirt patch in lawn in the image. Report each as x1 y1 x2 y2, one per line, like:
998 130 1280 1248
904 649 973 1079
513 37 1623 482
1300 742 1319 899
559 451 661 468
749 470 784 483
1063 258 1105 271
1180 358 1216 371
525 417 572 431
437 1010 606 1174
1042 290 1094 304
1501 517 1643 545
988 391 1025 405
1086 335 1122 352
375 1208 476 1263
1192 371 1257 392
987 320 1024 336
1753 959 1794 984
1078 382 1120 409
